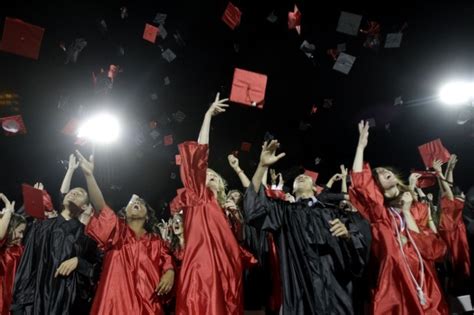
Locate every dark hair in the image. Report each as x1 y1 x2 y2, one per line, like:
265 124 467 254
226 189 243 208
118 199 159 234
372 166 415 208
169 213 184 252
6 214 26 245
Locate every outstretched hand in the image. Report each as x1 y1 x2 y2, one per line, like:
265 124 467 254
357 120 370 149
0 194 15 215
206 93 229 117
68 154 80 171
227 154 239 170
408 173 422 189
432 159 443 174
259 140 286 167
340 165 348 178
155 269 175 296
76 150 94 176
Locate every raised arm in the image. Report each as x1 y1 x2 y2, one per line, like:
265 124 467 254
227 154 251 188
0 194 15 241
444 154 457 187
76 151 106 211
401 192 420 233
60 154 80 194
251 140 286 193
352 121 369 173
433 159 454 201
197 93 229 145
326 173 343 189
340 165 348 194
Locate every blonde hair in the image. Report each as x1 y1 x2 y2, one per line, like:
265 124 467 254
208 168 228 207
373 167 416 207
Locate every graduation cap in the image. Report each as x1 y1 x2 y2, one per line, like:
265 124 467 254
240 142 252 152
161 49 177 63
164 134 173 146
159 25 168 40
143 24 159 43
411 170 437 189
173 31 186 47
172 111 186 122
229 68 267 108
336 11 362 36
267 11 278 23
170 172 177 180
288 5 301 35
0 115 26 135
22 184 45 219
310 105 318 115
418 138 451 168
394 96 403 106
65 38 87 64
333 53 356 75
120 7 128 19
175 155 182 165
327 48 340 61
303 169 319 184
153 13 167 25
98 19 108 35
385 33 403 48
222 2 242 30
314 157 322 165
323 99 333 109
0 17 44 60
300 40 315 58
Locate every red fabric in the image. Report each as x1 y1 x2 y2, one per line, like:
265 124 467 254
303 169 318 183
164 134 173 146
265 188 286 201
417 139 451 168
21 183 44 219
266 234 282 312
42 190 54 212
229 68 267 108
438 197 471 278
240 142 252 152
0 115 27 135
0 17 44 60
85 206 174 315
222 2 242 30
0 238 24 315
349 163 449 315
174 141 243 315
287 5 301 34
412 170 437 189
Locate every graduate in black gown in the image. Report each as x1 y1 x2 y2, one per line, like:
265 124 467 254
11 154 101 315
244 140 368 315
462 186 474 301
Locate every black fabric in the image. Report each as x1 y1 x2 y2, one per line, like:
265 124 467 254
462 186 474 300
244 184 368 315
10 215 102 315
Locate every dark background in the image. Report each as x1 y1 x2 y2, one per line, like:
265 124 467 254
1 0 473 217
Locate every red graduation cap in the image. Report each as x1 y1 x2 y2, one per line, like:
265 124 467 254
0 17 44 60
164 134 173 146
22 184 45 219
288 5 301 35
230 68 268 108
143 23 159 43
240 142 252 152
304 169 319 184
175 154 182 165
61 119 79 136
315 185 324 195
222 2 242 30
412 170 437 189
418 139 451 168
0 115 26 135
310 105 318 115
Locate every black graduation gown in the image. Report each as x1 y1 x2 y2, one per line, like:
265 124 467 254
10 215 102 315
462 186 474 299
244 185 367 315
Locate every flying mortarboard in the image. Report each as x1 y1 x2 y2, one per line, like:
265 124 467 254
22 184 45 219
153 13 167 25
161 48 176 62
0 115 26 135
288 5 301 35
336 11 362 36
164 134 173 146
0 17 44 60
229 68 267 108
418 138 451 168
333 52 356 75
222 2 242 30
385 33 403 48
143 23 159 43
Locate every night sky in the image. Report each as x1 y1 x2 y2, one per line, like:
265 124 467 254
1 0 473 217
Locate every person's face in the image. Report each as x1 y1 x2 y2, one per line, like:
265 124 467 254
10 223 26 246
172 215 184 235
293 175 313 194
64 188 89 208
228 191 242 205
125 194 147 220
206 170 222 191
375 168 398 190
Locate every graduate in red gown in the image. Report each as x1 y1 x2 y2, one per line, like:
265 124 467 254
76 151 175 315
0 195 26 315
172 93 243 315
349 121 449 315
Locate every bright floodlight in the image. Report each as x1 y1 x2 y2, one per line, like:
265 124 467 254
77 113 120 143
439 81 472 105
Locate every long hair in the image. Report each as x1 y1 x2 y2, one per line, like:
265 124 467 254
169 213 184 253
372 166 416 208
226 189 243 209
5 213 26 245
118 199 159 234
207 168 228 207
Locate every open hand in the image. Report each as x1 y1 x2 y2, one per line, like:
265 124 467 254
259 140 286 167
432 159 443 174
227 154 239 170
76 150 94 176
55 257 78 277
329 219 350 239
357 120 370 149
68 154 80 171
206 93 229 117
0 194 15 215
155 269 175 296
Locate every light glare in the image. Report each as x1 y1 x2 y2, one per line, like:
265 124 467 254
439 81 471 105
77 113 120 143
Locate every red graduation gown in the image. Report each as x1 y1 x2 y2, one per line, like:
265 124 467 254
439 197 471 278
349 163 449 315
86 206 174 315
0 238 23 315
173 141 243 315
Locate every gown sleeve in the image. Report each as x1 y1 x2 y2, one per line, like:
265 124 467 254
160 241 174 273
85 206 121 251
410 202 430 228
349 163 386 223
409 228 447 262
438 197 470 276
178 141 209 198
243 184 284 231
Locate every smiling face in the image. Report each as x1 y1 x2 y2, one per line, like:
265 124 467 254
374 167 399 190
125 194 147 220
63 187 89 208
292 175 314 195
